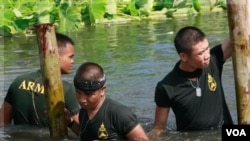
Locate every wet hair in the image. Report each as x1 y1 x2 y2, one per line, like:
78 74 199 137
56 32 75 48
174 26 206 55
74 62 106 94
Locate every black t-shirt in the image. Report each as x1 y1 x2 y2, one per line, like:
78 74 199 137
155 45 233 131
5 70 80 126
79 98 139 140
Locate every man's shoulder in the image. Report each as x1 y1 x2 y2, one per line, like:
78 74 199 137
210 44 222 54
62 80 73 88
105 98 135 118
159 69 176 83
61 80 75 95
106 98 130 111
210 44 224 65
62 79 71 84
13 70 40 82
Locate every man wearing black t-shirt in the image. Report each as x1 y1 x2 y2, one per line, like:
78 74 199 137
67 62 149 141
0 33 80 127
149 26 233 137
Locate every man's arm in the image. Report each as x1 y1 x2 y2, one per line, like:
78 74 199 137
148 106 169 138
71 113 79 123
0 101 13 127
64 108 80 136
222 38 232 61
68 113 80 135
126 124 149 141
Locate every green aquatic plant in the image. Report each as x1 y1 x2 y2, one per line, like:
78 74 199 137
0 0 227 36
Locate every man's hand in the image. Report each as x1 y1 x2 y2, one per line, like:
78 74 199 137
64 109 72 126
147 127 167 140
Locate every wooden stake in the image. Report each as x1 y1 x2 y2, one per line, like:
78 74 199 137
36 24 68 138
227 0 250 124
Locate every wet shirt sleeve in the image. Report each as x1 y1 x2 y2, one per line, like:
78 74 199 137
4 77 21 105
4 83 15 105
210 44 224 69
154 82 171 107
114 107 139 135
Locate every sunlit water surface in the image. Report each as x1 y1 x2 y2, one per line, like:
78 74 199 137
0 11 237 141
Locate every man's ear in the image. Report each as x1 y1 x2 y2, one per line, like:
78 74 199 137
179 52 188 62
100 85 106 96
102 85 107 90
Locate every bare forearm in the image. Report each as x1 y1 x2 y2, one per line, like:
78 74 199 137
68 119 80 136
0 102 13 127
152 124 167 135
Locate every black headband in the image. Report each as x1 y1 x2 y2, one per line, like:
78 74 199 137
74 75 106 95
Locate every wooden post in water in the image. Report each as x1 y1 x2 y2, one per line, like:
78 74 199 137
36 24 68 138
227 0 250 124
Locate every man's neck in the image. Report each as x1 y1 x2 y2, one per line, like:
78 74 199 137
88 96 105 119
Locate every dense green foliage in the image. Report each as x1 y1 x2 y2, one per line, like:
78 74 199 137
0 0 227 36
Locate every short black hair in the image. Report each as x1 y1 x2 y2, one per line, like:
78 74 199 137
75 62 105 81
74 62 106 94
56 33 75 48
174 26 206 55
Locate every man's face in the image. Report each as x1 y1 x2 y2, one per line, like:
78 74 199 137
59 43 74 74
75 86 106 110
183 39 210 71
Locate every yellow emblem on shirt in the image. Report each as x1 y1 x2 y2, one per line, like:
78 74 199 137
208 73 216 91
98 122 108 139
